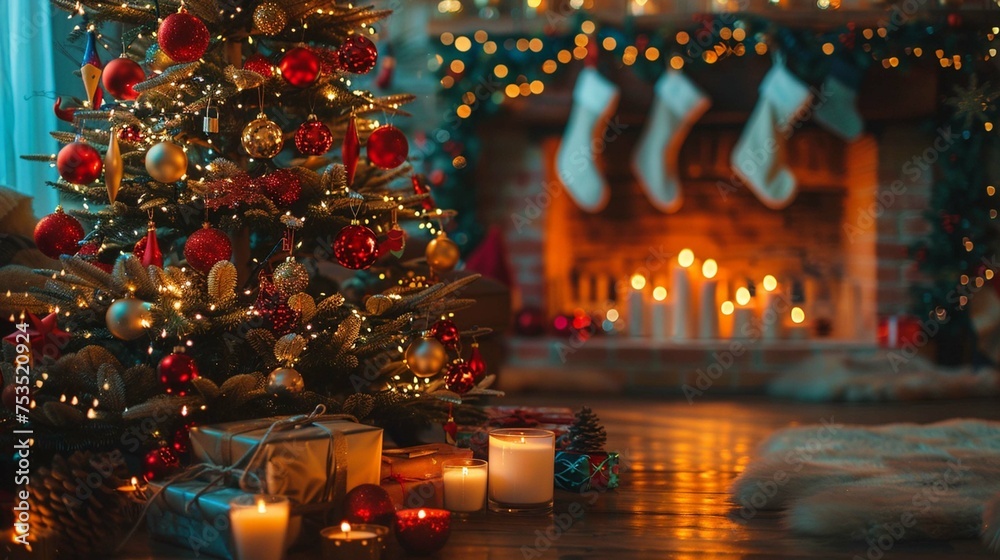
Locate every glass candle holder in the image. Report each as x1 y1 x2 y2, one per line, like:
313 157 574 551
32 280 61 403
320 522 388 560
488 428 555 514
394 508 451 555
442 458 488 513
229 494 290 560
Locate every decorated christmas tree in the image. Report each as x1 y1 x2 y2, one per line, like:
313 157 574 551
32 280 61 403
1 0 497 499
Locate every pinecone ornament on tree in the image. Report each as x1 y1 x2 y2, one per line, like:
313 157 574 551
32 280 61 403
566 406 607 453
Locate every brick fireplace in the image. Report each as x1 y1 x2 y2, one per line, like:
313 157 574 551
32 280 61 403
474 63 936 392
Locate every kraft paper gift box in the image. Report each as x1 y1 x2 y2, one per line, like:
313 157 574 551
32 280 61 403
190 416 382 506
380 443 473 480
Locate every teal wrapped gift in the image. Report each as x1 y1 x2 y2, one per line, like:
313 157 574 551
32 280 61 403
554 451 620 492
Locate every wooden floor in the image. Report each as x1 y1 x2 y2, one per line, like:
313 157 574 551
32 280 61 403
125 395 1000 559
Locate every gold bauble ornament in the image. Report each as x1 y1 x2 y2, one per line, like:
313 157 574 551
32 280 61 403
267 366 304 395
145 141 188 183
241 113 284 159
253 2 288 36
425 232 460 273
274 257 309 298
404 332 448 378
106 299 153 340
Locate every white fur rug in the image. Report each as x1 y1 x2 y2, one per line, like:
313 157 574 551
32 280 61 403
731 418 1000 549
767 352 1000 402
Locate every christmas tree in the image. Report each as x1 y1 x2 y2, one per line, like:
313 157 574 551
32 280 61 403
1 1 493 475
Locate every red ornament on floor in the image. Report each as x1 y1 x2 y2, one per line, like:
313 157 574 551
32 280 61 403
158 11 210 63
184 224 232 273
57 141 103 185
344 484 396 527
143 446 181 482
333 223 379 270
294 116 334 155
158 347 199 395
242 53 274 78
279 47 320 87
366 125 408 169
394 508 451 556
102 57 145 100
34 208 85 259
337 35 378 74
430 319 460 349
445 359 475 394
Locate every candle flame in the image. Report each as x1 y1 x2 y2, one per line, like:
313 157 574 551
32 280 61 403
763 275 778 292
653 286 667 301
418 509 427 519
702 259 718 279
791 306 806 324
520 436 526 444
678 249 694 268
462 466 469 476
257 499 267 513
735 287 751 306
181 405 189 417
721 301 735 316
341 521 351 533
131 476 139 487
630 274 646 290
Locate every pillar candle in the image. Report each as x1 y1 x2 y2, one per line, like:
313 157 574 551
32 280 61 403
650 286 671 341
720 301 735 338
628 274 646 337
230 495 290 560
442 459 488 513
698 259 719 339
732 286 756 339
488 429 555 513
759 275 782 340
786 306 810 340
671 249 695 339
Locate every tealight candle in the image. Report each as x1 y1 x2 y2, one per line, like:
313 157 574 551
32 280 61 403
488 428 555 514
394 508 451 556
320 522 387 560
229 495 290 560
442 458 488 513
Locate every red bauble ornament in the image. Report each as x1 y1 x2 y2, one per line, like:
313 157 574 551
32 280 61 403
394 508 451 556
102 57 145 101
255 274 300 334
342 114 360 186
34 208 85 259
430 319 460 349
57 141 103 184
337 35 378 74
118 124 144 143
294 116 334 155
157 347 199 395
444 359 475 394
366 125 409 169
468 342 487 382
260 169 301 206
243 53 274 78
278 47 320 87
143 446 181 482
171 423 194 456
412 174 435 211
184 224 232 273
514 307 546 337
76 241 113 272
333 223 379 270
344 484 396 527
158 11 210 63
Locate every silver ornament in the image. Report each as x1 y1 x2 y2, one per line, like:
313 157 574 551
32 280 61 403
241 113 284 159
273 258 309 298
106 299 153 340
267 366 304 395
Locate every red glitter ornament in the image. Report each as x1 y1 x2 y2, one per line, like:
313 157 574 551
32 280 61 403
294 116 334 155
337 35 378 74
242 53 274 78
102 57 145 101
278 47 320 87
333 223 379 270
430 319 460 349
468 342 487 382
76 241 113 272
158 11 210 63
118 124 143 143
171 422 195 456
184 224 232 273
34 208 85 259
412 174 435 211
444 359 475 394
342 114 360 186
157 347 199 395
366 125 408 169
57 141 103 184
344 484 396 527
394 508 451 556
254 273 300 334
143 446 181 482
260 169 301 206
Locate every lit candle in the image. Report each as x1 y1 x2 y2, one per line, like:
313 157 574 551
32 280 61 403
671 249 695 339
759 275 782 340
394 509 451 556
786 306 810 339
650 286 671 341
488 428 555 513
698 259 719 339
720 301 735 338
628 274 647 337
320 521 385 560
229 495 290 560
732 287 756 339
442 458 488 513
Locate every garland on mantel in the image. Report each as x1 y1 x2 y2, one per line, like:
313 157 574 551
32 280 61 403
425 10 999 357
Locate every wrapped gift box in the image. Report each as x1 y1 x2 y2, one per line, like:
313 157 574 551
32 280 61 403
554 451 621 492
380 443 473 480
381 476 445 510
190 416 382 506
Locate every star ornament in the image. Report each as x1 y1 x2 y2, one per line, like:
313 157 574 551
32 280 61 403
945 76 1000 129
4 312 71 366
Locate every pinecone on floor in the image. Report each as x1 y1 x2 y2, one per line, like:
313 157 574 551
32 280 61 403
28 450 134 559
566 407 607 453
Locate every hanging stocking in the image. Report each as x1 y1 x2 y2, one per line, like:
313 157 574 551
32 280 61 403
813 57 865 141
731 60 812 209
556 67 620 213
631 70 711 213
